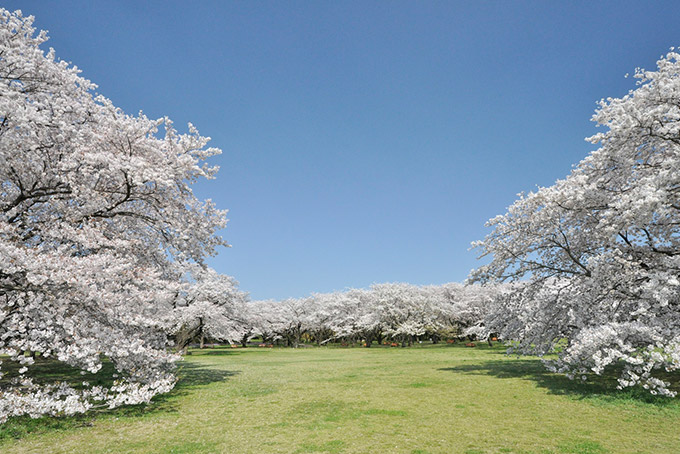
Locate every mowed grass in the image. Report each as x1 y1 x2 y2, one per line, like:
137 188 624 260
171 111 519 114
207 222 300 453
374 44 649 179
2 344 680 453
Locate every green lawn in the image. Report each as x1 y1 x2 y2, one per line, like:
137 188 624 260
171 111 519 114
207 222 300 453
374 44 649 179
2 344 679 453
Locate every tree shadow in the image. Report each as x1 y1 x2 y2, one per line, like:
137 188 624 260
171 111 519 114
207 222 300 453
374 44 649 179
101 362 238 419
0 360 238 442
190 349 245 356
0 355 238 394
438 358 680 409
174 361 238 389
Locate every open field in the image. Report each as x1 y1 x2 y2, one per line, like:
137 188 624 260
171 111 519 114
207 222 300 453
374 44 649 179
1 344 679 454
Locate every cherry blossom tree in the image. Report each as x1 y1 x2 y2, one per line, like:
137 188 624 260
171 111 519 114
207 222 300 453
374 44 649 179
246 299 283 345
304 292 341 345
369 283 434 346
0 9 227 421
277 297 315 348
472 50 680 396
171 267 249 350
344 288 385 346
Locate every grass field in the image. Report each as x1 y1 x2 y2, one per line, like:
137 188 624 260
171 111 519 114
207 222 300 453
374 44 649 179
1 343 680 453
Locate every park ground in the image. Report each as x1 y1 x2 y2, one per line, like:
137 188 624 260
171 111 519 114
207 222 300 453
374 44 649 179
1 343 679 453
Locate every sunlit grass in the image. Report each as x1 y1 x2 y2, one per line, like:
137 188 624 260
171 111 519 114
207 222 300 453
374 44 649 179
1 344 679 453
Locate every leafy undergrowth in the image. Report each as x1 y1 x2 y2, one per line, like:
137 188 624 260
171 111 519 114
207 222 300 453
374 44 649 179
1 344 679 453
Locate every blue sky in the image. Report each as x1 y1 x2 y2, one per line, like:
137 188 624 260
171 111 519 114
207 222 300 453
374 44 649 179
7 1 680 299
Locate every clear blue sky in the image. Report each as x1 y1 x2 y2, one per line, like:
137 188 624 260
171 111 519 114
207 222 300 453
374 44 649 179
7 1 680 299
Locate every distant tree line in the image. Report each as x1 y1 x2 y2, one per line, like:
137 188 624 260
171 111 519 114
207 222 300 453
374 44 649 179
171 277 507 350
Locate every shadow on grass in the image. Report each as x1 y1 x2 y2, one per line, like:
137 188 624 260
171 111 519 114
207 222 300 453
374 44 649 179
187 345 287 356
439 358 680 409
191 349 245 356
174 361 238 390
0 360 237 443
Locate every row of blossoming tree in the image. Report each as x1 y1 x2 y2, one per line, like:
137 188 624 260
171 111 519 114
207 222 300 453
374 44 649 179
470 50 680 396
177 281 507 350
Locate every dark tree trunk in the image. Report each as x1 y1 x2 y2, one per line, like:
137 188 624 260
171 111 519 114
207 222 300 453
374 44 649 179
198 317 205 349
